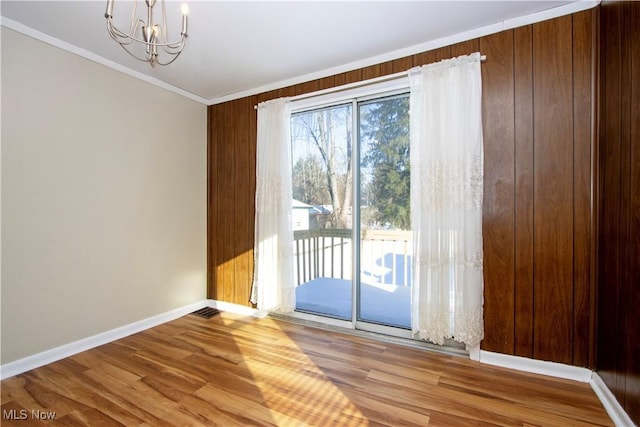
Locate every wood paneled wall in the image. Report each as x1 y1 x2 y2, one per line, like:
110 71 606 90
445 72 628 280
597 1 640 423
478 10 597 366
208 9 598 367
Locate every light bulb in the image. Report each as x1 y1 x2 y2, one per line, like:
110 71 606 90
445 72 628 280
181 3 189 36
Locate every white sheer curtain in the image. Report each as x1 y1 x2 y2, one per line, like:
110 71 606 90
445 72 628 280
251 98 295 312
409 52 484 347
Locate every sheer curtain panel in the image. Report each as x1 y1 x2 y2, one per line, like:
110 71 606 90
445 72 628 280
251 98 295 312
409 53 484 347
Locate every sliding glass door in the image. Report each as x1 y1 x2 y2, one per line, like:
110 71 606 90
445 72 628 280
358 94 411 330
290 104 354 321
290 89 412 337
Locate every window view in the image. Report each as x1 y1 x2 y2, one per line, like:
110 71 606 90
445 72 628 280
358 95 411 328
290 92 412 331
291 104 354 320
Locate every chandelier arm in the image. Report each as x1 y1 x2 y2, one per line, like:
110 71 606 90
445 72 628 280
158 16 187 49
160 39 186 55
115 42 157 63
108 19 186 48
107 19 144 46
162 47 182 55
110 26 184 64
115 41 182 65
108 30 136 47
159 47 182 56
154 51 184 66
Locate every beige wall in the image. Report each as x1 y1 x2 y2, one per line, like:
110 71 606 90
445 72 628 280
1 28 207 363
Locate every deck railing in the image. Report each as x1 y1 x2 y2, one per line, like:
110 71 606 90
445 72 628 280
293 229 350 285
293 229 412 287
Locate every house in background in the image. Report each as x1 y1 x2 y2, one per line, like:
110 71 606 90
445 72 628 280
1 1 638 425
292 200 313 231
293 202 334 230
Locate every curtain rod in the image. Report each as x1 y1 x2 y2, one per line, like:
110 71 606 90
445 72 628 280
254 54 486 109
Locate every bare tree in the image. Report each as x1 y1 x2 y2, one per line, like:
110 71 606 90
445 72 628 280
293 107 352 229
292 156 330 206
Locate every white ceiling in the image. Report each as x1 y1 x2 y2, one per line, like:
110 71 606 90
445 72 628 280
1 1 593 104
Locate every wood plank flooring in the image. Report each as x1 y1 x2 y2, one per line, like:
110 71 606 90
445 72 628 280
1 312 612 426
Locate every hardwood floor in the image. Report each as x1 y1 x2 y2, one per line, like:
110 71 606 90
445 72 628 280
1 312 612 426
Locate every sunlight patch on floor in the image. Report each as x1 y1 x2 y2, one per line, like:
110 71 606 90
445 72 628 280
232 315 368 425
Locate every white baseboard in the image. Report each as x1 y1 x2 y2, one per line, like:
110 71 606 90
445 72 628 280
590 372 637 427
0 300 211 380
0 299 266 381
478 351 637 426
478 350 593 382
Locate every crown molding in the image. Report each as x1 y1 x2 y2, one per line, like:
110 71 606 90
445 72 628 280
208 0 600 105
0 17 208 105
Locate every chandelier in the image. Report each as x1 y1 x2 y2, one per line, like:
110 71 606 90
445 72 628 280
104 0 188 67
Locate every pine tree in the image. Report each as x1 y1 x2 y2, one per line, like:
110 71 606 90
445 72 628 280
360 96 410 230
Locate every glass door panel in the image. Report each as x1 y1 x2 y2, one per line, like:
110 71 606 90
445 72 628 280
358 95 412 329
290 104 353 320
